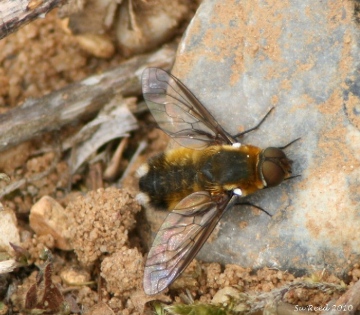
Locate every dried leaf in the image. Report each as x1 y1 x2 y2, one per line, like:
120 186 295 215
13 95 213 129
24 250 74 314
65 96 138 174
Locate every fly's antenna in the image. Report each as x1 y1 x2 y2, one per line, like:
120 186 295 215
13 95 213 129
277 137 301 150
284 174 301 182
278 137 301 179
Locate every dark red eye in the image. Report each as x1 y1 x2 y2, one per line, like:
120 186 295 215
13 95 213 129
263 147 287 159
260 148 292 187
262 160 285 187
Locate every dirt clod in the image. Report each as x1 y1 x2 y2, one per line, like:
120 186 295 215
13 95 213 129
66 187 140 267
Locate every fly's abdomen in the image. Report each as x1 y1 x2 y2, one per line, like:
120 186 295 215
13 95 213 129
138 151 198 210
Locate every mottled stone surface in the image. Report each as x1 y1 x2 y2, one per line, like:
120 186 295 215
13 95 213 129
167 0 360 276
29 196 72 250
0 209 20 253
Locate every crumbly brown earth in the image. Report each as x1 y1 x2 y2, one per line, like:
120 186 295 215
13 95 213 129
0 3 359 315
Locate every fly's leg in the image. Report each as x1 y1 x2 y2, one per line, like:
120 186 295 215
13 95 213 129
233 107 274 139
234 200 272 217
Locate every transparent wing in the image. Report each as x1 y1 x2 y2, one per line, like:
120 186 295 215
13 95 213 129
142 68 236 149
143 191 236 295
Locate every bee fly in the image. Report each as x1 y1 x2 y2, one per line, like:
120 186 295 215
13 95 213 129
138 67 296 295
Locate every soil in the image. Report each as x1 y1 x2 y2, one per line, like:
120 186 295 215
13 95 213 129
0 2 359 315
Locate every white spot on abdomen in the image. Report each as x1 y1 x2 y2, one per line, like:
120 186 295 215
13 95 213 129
136 163 149 178
233 188 242 196
136 192 150 206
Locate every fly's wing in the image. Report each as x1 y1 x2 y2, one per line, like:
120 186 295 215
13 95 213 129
143 191 236 295
142 68 236 149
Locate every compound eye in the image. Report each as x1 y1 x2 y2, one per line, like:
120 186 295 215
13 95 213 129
261 148 287 187
263 147 286 159
262 160 285 187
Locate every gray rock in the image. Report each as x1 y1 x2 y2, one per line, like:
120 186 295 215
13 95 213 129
169 0 360 276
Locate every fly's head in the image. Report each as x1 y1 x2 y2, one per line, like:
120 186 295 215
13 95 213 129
258 147 293 187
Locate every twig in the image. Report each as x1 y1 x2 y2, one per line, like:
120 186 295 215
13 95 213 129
0 0 67 40
0 43 176 153
103 137 129 181
321 279 360 315
118 140 147 185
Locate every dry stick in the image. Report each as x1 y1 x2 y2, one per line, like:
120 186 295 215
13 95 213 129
0 43 176 153
0 0 67 40
103 137 129 181
321 279 360 315
118 140 147 185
